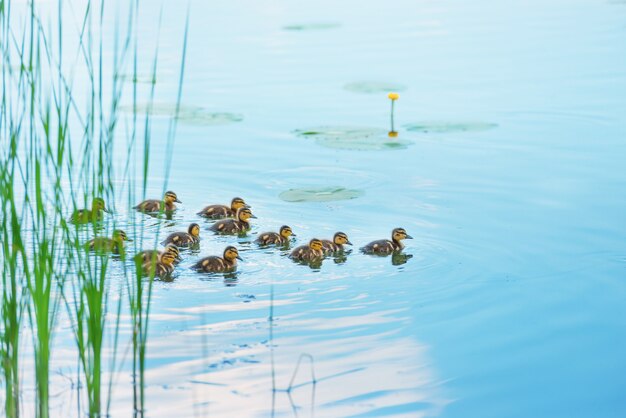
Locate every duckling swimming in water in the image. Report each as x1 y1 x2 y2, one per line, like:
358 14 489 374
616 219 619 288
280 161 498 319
210 208 256 235
134 191 181 213
141 251 177 279
192 246 242 273
70 197 109 224
289 238 324 262
197 197 249 219
361 228 412 255
255 225 295 246
135 243 181 265
86 229 131 254
321 232 352 255
161 223 200 247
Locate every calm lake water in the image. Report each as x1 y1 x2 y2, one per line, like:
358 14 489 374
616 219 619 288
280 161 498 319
9 0 626 417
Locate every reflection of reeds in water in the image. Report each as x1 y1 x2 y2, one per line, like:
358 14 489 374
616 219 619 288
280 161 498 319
0 0 186 416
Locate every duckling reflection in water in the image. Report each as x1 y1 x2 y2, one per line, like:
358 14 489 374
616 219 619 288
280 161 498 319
321 231 352 255
70 197 109 224
140 251 177 279
210 208 256 235
197 197 249 219
161 223 200 248
134 191 181 213
361 227 412 255
255 225 295 247
135 243 181 265
193 246 242 273
86 229 131 255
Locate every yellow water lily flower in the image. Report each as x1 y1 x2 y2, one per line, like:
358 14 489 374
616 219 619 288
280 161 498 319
388 92 400 100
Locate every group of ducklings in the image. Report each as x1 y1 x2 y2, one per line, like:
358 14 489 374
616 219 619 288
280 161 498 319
74 191 413 278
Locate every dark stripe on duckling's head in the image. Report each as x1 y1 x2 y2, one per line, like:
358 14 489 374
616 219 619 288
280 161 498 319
164 243 180 257
236 207 256 221
309 238 323 251
280 225 294 237
92 197 107 211
231 197 249 210
165 191 181 203
160 251 177 266
392 227 413 240
333 231 352 245
224 246 242 261
113 229 131 241
188 223 200 237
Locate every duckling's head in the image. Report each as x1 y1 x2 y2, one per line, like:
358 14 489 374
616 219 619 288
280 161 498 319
237 207 257 222
160 251 177 266
333 232 352 246
280 225 294 238
164 243 180 259
188 223 200 237
223 246 242 262
308 238 323 252
392 228 413 242
113 229 131 242
231 197 249 211
164 191 181 204
92 197 108 212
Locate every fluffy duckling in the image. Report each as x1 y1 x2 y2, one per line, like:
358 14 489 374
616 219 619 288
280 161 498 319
161 223 200 247
321 231 352 255
134 191 181 213
290 238 324 262
210 207 256 234
197 197 249 219
361 228 413 255
70 197 108 224
255 225 295 246
192 246 242 273
86 229 131 254
141 251 177 279
135 243 181 265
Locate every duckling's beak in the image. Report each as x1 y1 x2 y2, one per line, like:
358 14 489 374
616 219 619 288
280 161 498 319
291 233 297 237
236 255 243 261
405 234 414 239
346 240 353 245
250 214 258 219
244 204 251 209
126 238 134 242
175 198 182 203
103 208 111 213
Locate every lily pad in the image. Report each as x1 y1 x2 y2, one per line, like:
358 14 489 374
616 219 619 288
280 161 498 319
279 187 364 202
283 23 341 31
121 103 243 125
295 126 412 151
404 121 497 134
344 81 407 94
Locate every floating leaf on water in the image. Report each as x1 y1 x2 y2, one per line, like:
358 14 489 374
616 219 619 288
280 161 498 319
279 187 364 202
294 126 412 151
120 103 243 125
344 81 407 94
404 121 498 134
283 23 341 31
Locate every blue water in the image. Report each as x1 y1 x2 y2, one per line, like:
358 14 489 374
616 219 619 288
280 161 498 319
8 0 626 417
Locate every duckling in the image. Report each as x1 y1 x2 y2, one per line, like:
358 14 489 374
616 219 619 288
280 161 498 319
141 251 177 279
161 223 200 247
289 238 324 262
134 191 181 213
255 225 295 246
209 207 256 234
192 246 242 273
86 229 131 254
321 231 352 255
197 197 249 219
70 197 109 224
135 243 181 265
361 228 413 255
